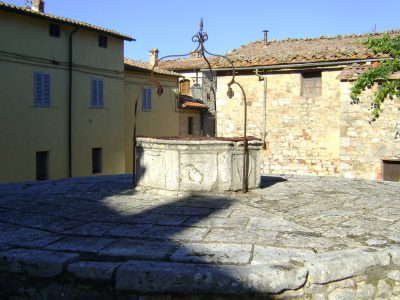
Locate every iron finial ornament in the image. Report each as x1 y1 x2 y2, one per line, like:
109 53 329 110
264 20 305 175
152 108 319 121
133 19 250 192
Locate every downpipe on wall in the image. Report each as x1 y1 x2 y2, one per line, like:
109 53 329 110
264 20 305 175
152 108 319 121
68 27 79 178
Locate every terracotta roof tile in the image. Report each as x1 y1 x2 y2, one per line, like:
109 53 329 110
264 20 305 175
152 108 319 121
162 30 400 70
213 31 399 68
159 56 216 71
181 101 208 109
338 62 400 81
178 95 208 110
0 1 133 41
124 58 181 76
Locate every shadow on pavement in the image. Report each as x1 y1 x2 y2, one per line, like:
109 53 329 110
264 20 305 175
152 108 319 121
259 175 287 189
0 175 281 298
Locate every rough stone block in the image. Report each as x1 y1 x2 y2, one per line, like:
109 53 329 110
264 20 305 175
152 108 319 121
116 261 307 294
67 261 121 282
389 270 400 282
376 279 392 298
305 248 390 284
0 248 79 277
327 288 355 300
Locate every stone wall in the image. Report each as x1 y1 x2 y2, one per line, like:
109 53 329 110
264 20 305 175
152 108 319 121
340 81 400 180
216 71 341 176
179 111 202 136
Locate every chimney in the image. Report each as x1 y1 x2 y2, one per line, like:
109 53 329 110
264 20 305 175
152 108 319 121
263 30 269 46
31 0 45 12
149 48 159 67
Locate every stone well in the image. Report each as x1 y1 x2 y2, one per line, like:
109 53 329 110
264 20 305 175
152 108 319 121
135 137 263 194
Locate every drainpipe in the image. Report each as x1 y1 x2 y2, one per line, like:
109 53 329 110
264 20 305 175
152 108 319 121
256 69 267 149
68 27 79 178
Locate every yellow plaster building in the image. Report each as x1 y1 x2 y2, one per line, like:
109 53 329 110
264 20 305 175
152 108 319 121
0 1 133 183
124 58 207 173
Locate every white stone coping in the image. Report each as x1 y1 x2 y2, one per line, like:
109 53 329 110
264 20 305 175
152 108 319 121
136 137 263 148
0 246 399 295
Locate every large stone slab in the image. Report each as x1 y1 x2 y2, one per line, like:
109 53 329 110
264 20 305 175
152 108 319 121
99 239 175 259
115 260 308 294
140 225 209 242
170 243 252 264
304 248 390 284
67 261 121 282
46 237 115 254
0 248 79 278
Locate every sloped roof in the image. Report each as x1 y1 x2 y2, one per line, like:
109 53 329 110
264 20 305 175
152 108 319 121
162 30 400 71
0 1 133 41
159 56 215 71
178 95 208 110
213 31 399 68
124 58 181 77
338 61 400 81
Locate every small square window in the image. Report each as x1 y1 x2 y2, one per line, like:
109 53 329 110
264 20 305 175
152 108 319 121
92 148 102 174
142 88 152 112
382 160 400 182
99 35 108 48
49 24 60 37
302 72 322 97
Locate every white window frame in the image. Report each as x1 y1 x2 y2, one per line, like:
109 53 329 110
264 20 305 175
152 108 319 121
91 79 104 108
34 72 51 107
142 88 152 112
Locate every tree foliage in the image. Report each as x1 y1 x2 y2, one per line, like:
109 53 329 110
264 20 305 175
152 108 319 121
351 34 400 121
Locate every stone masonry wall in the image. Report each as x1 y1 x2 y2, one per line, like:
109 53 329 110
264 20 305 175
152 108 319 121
216 71 341 176
340 81 400 180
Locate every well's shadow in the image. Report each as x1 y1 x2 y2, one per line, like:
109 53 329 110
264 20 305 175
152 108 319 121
259 175 287 188
0 175 278 298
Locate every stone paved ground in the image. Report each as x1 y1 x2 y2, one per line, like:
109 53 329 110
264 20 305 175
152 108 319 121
0 174 399 298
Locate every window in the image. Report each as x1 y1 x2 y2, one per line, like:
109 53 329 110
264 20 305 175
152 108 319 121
382 160 400 182
34 72 51 107
180 79 191 95
91 79 104 108
49 24 60 37
36 151 49 181
142 88 152 112
302 72 322 97
92 148 102 174
98 35 108 48
188 117 193 135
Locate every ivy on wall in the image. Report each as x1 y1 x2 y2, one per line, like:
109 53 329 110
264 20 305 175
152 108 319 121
351 34 400 121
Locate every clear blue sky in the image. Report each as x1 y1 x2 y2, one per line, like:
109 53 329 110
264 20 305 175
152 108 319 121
6 0 400 62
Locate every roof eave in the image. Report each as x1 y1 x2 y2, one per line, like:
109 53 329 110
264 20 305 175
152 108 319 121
0 3 134 41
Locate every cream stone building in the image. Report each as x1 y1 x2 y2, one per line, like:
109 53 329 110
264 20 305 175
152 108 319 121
0 1 134 183
163 31 400 181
